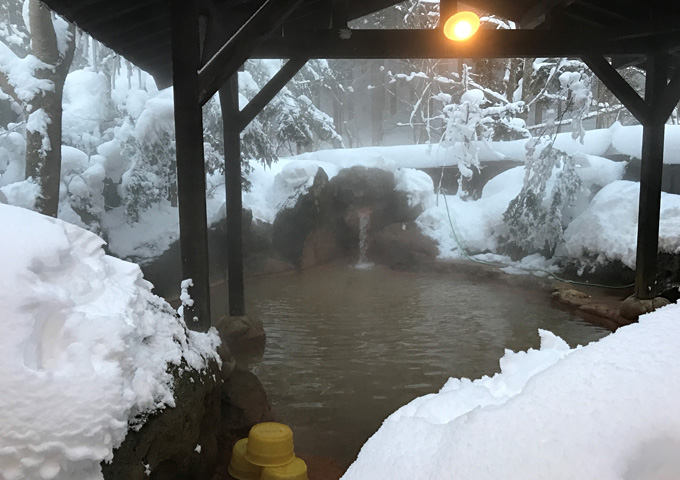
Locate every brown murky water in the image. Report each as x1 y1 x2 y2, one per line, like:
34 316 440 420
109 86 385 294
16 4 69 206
238 265 609 468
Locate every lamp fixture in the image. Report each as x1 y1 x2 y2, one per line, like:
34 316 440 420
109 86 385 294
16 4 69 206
443 11 481 41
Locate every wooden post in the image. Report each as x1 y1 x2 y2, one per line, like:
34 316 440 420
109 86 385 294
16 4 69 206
169 0 211 331
331 0 349 29
219 74 246 317
439 0 457 26
635 54 668 299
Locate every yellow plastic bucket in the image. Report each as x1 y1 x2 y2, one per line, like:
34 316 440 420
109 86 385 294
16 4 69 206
245 422 295 467
227 438 263 480
261 457 308 480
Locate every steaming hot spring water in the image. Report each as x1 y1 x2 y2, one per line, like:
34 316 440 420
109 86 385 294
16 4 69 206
218 260 608 469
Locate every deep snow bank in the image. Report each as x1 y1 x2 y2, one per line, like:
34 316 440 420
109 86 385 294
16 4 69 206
343 302 680 480
0 204 220 480
295 126 615 169
564 180 680 269
612 124 680 164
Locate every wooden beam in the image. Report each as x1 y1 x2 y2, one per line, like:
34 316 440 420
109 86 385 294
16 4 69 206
251 28 667 60
581 55 651 124
438 0 457 27
118 28 170 51
331 0 350 29
62 0 106 17
112 12 168 37
218 75 246 317
574 0 630 23
520 0 577 28
80 0 158 28
609 55 646 69
169 0 211 331
635 53 669 299
654 67 680 123
198 0 304 105
238 57 308 131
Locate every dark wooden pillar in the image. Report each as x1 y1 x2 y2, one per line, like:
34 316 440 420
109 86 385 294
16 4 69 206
219 74 245 317
439 0 457 25
331 0 349 28
635 54 668 299
169 0 211 331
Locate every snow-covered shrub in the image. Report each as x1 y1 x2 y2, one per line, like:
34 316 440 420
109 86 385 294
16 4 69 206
62 69 114 155
117 89 177 223
58 145 106 233
119 130 176 223
501 64 592 258
502 143 581 258
0 126 25 186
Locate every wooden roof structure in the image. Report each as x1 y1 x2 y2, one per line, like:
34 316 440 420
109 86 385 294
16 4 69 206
40 0 680 331
43 1 680 92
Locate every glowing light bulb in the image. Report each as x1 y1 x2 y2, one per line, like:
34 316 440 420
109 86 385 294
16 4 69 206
443 11 481 41
454 20 473 39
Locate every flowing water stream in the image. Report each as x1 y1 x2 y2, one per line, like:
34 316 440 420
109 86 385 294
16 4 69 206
240 265 609 468
354 209 373 269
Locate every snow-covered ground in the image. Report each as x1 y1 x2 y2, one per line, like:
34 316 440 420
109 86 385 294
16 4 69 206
341 302 680 480
0 203 220 480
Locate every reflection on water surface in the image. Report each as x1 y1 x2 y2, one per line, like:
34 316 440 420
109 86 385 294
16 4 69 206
242 265 608 468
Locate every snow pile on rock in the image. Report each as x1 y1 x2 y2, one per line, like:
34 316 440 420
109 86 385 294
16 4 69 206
343 302 680 480
564 180 680 268
0 204 220 480
612 124 680 164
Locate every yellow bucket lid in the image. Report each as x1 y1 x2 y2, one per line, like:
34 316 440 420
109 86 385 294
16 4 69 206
227 438 263 480
261 457 308 480
245 422 295 467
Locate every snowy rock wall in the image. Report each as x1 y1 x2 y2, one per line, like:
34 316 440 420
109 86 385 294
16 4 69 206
0 204 221 480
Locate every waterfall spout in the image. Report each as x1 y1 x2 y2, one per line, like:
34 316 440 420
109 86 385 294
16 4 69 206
354 209 373 269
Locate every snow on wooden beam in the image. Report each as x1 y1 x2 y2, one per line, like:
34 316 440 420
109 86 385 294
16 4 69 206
238 57 308 131
170 0 211 331
197 0 303 106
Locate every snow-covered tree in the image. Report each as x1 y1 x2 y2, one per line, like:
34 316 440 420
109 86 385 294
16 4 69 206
117 89 176 222
501 71 592 257
244 59 342 156
0 0 75 216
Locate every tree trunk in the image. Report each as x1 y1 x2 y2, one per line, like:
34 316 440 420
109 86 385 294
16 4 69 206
521 58 534 125
370 60 385 146
24 0 75 217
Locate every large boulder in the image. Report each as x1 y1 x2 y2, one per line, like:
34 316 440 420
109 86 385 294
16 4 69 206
330 166 395 209
218 370 275 460
102 362 222 480
300 225 344 270
272 167 343 268
272 165 436 270
370 221 439 270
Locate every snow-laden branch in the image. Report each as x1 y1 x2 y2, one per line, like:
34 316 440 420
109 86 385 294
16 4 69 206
0 40 54 103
